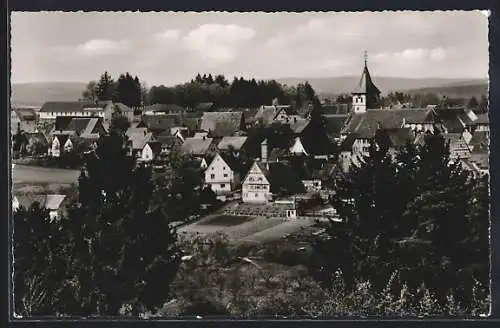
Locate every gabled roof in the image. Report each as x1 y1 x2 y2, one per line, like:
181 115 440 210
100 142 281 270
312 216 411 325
274 107 299 118
386 128 415 148
138 114 183 131
195 102 215 111
114 102 134 113
40 101 107 113
217 136 248 151
143 103 185 113
53 117 104 137
210 152 243 173
200 111 244 137
289 119 310 134
145 141 163 155
436 107 474 132
254 106 277 125
181 137 214 156
469 131 489 152
342 108 435 138
475 112 489 125
14 194 66 210
324 114 349 139
127 130 154 150
155 135 183 149
24 132 49 146
14 107 37 120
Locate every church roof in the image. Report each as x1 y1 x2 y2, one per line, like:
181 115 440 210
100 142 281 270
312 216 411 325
353 64 381 95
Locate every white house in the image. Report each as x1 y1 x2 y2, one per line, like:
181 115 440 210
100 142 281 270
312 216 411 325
13 194 67 221
39 101 114 122
289 137 309 156
204 153 240 195
50 135 73 157
242 161 271 203
140 142 162 162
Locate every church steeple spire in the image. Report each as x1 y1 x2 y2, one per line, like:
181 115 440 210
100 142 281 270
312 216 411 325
351 51 381 113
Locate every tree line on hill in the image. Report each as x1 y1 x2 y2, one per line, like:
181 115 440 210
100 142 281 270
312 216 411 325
13 121 489 317
336 91 488 111
82 72 321 110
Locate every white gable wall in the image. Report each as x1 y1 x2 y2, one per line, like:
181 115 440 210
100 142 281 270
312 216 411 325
205 154 238 195
242 162 270 203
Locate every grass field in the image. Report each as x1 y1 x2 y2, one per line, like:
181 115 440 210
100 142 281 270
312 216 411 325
12 164 80 185
179 212 315 244
199 215 253 226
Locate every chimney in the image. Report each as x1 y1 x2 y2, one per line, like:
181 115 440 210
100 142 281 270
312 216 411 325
261 138 268 163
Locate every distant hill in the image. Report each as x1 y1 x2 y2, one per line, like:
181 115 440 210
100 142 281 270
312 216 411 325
405 82 488 99
10 78 488 108
276 76 488 98
10 82 87 108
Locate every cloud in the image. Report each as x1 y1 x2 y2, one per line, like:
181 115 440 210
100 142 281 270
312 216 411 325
153 29 181 41
182 24 256 62
76 38 131 56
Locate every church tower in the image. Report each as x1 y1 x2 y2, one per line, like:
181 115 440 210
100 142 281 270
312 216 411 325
351 51 381 113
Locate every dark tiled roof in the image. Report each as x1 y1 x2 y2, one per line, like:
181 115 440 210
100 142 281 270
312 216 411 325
146 141 163 155
353 65 381 95
24 132 48 146
114 103 134 112
181 137 214 156
469 131 489 152
14 108 37 120
322 104 351 115
40 101 106 113
475 113 489 125
217 136 248 151
324 114 349 138
195 102 215 111
342 108 435 138
200 111 244 137
139 114 183 132
436 107 474 132
289 119 310 134
387 128 415 147
144 103 185 113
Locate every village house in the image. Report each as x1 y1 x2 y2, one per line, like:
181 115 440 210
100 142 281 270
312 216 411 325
443 133 472 160
126 129 155 158
19 132 49 156
170 126 190 142
289 136 310 156
468 131 489 153
155 135 183 156
48 117 106 157
143 103 185 115
139 141 163 162
204 153 241 195
253 105 279 126
199 111 245 137
436 107 478 134
136 114 184 135
113 103 135 122
39 101 115 124
471 112 489 132
217 136 248 155
11 107 38 135
13 194 68 221
273 106 301 124
194 102 216 112
181 136 216 166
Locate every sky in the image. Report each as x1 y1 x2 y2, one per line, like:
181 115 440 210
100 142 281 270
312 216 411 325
11 11 489 86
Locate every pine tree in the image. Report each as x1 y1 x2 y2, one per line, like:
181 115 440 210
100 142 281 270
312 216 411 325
62 131 181 315
96 72 115 101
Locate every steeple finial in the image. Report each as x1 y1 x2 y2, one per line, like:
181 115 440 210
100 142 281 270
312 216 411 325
364 50 368 67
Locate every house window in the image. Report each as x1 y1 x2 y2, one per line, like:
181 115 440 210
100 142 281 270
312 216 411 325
211 174 215 179
220 184 226 188
211 167 214 170
258 177 263 181
249 177 254 181
223 166 226 170
255 193 259 198
223 174 228 178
